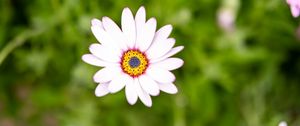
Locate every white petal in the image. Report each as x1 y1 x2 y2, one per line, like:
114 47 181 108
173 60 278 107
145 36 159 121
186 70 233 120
146 38 175 60
102 17 127 50
122 8 136 48
146 67 175 83
102 16 121 32
108 73 126 93
89 43 121 62
81 54 109 67
95 83 110 97
91 18 103 28
151 46 184 63
134 78 152 107
136 18 157 52
151 58 183 71
134 7 145 49
91 27 123 53
125 76 138 105
93 67 121 83
153 25 173 43
91 24 112 45
138 75 160 96
135 6 146 23
158 83 178 94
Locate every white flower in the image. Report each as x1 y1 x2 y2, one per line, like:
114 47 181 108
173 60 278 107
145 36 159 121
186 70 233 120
278 121 288 126
82 6 184 107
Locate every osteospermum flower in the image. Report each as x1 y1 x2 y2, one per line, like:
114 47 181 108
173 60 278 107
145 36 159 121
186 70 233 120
287 0 300 17
82 6 184 107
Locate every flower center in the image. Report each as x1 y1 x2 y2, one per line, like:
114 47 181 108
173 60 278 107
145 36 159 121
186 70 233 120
129 57 140 68
121 50 148 77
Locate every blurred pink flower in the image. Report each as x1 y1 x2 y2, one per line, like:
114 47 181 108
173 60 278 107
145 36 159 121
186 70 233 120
217 9 235 32
217 0 239 32
287 0 300 17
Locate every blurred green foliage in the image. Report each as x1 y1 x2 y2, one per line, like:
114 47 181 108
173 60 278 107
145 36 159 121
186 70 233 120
0 0 300 126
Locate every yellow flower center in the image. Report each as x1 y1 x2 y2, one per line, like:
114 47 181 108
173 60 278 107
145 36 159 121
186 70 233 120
121 50 148 77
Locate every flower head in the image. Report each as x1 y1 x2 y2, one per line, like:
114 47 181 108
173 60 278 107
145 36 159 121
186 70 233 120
82 6 184 107
287 0 300 17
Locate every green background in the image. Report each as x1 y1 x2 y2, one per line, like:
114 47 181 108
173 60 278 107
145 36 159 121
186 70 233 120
0 0 300 126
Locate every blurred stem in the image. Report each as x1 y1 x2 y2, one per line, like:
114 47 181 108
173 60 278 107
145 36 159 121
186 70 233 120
0 29 41 66
174 94 186 126
0 0 67 66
